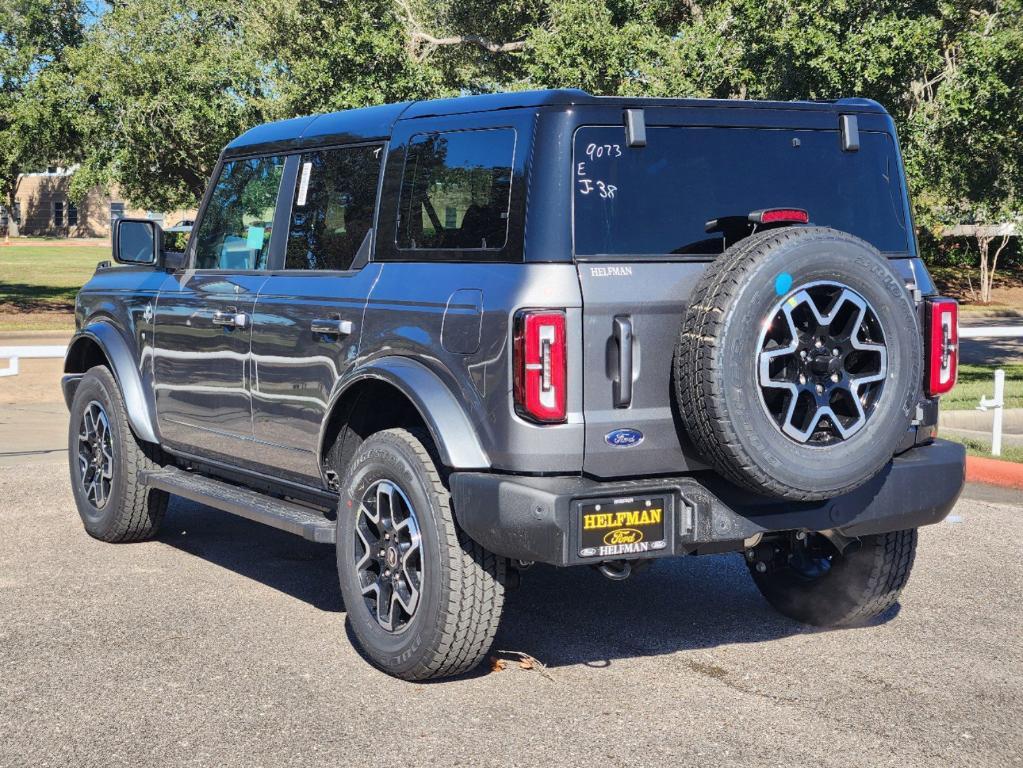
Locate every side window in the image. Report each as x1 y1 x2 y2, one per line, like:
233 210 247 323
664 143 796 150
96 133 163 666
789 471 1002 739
397 128 515 251
193 155 285 270
285 144 382 271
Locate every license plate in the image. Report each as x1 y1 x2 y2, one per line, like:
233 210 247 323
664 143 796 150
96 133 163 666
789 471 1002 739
578 496 667 558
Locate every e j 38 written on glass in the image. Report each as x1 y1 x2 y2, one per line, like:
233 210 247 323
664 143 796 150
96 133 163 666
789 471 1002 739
577 142 621 199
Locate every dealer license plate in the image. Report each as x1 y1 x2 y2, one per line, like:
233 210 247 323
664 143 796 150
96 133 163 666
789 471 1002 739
578 496 667 558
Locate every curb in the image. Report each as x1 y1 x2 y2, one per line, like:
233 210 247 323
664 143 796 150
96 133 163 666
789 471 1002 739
940 408 1023 433
965 455 1023 490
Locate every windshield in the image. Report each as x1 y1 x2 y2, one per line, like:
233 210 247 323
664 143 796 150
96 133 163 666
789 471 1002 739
573 125 909 258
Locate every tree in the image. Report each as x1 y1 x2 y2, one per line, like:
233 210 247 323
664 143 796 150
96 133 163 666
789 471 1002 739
251 0 443 117
0 0 84 237
69 0 270 211
59 0 1022 264
69 0 448 209
906 0 1023 303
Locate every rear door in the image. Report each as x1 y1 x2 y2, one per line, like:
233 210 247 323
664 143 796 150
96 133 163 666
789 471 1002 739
248 144 384 481
573 114 912 478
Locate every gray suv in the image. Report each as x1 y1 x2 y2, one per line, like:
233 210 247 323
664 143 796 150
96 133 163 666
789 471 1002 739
63 90 965 680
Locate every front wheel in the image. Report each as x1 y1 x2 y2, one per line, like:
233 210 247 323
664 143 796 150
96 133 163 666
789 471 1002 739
748 528 918 627
336 429 505 680
68 366 168 542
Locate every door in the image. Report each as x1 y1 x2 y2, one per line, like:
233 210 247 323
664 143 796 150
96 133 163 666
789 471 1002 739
153 154 286 462
249 144 385 481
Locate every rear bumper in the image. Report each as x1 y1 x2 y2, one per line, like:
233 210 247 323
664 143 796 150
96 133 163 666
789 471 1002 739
449 439 965 566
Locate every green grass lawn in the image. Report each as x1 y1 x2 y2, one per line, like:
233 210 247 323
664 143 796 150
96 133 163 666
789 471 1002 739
943 363 1023 411
0 242 107 330
941 432 1023 464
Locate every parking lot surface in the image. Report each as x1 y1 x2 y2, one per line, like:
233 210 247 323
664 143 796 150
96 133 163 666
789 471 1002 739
1 455 1020 767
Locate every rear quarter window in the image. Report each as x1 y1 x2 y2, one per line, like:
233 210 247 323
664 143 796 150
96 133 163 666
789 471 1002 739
396 128 516 253
573 126 909 258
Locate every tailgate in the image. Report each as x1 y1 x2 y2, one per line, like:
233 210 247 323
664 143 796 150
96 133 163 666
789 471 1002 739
572 120 910 478
578 262 709 477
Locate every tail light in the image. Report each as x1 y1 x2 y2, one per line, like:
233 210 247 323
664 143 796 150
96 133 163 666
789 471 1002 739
926 297 958 396
513 310 567 423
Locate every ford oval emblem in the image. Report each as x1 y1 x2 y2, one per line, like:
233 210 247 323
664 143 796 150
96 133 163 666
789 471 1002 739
605 428 644 448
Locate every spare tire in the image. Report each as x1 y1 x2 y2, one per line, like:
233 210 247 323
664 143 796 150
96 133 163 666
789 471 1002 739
675 226 922 501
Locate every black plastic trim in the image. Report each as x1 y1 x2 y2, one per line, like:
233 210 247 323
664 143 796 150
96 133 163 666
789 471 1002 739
449 439 965 566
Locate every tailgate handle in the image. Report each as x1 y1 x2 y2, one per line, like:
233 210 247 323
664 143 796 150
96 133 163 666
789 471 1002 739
613 316 633 408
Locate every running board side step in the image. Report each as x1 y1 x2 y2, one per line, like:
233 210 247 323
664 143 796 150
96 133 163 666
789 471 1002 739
141 467 336 544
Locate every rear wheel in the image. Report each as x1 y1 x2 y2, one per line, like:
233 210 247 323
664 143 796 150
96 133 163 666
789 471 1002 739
336 428 505 680
748 528 918 626
68 367 168 542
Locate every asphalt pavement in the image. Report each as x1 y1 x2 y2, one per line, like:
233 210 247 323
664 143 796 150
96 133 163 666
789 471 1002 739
1 349 1021 767
958 314 1023 365
1 456 1020 768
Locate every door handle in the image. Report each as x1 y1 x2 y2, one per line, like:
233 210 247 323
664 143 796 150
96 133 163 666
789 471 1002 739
311 318 354 337
212 309 248 328
613 316 633 408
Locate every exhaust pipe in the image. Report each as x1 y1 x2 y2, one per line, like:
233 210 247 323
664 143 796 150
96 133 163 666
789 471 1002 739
819 529 862 558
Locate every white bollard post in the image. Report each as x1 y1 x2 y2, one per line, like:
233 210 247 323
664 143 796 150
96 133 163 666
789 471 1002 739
991 369 1004 457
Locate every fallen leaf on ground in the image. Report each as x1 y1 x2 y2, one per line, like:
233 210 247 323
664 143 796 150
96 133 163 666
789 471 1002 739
494 650 555 681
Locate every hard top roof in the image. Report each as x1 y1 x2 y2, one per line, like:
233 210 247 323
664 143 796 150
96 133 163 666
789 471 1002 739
224 89 887 155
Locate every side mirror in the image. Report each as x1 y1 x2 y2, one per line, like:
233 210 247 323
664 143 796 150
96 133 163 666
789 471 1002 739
113 218 161 265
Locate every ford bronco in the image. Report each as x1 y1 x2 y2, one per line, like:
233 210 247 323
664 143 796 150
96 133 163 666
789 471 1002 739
63 90 965 680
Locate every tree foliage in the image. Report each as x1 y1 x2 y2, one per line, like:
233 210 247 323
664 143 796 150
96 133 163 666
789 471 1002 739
0 0 84 234
68 0 270 210
253 0 442 117
4 0 1019 276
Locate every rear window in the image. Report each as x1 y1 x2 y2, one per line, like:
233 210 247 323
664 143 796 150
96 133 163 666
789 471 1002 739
573 126 909 258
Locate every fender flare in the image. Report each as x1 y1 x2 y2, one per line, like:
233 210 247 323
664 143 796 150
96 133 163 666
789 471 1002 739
64 322 159 444
322 356 490 470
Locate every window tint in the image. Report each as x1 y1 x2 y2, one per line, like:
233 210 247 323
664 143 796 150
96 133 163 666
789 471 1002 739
194 155 285 270
397 128 515 250
285 145 382 271
573 126 909 257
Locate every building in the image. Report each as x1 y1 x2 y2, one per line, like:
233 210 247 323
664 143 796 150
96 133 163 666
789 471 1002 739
1 167 195 238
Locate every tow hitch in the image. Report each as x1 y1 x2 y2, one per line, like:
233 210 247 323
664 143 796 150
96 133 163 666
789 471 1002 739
594 558 656 581
597 560 633 580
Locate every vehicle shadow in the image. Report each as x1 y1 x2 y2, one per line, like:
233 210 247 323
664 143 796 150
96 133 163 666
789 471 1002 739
498 560 841 670
159 496 899 671
159 496 343 613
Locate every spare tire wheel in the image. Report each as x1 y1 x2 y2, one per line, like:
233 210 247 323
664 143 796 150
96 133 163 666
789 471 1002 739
675 226 922 501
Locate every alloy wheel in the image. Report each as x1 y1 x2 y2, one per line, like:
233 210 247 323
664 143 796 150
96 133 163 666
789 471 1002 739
756 281 888 445
77 401 114 508
354 480 424 632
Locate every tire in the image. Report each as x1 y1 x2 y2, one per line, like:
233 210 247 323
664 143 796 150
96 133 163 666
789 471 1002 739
675 226 922 501
68 366 168 542
749 529 918 626
336 428 505 680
